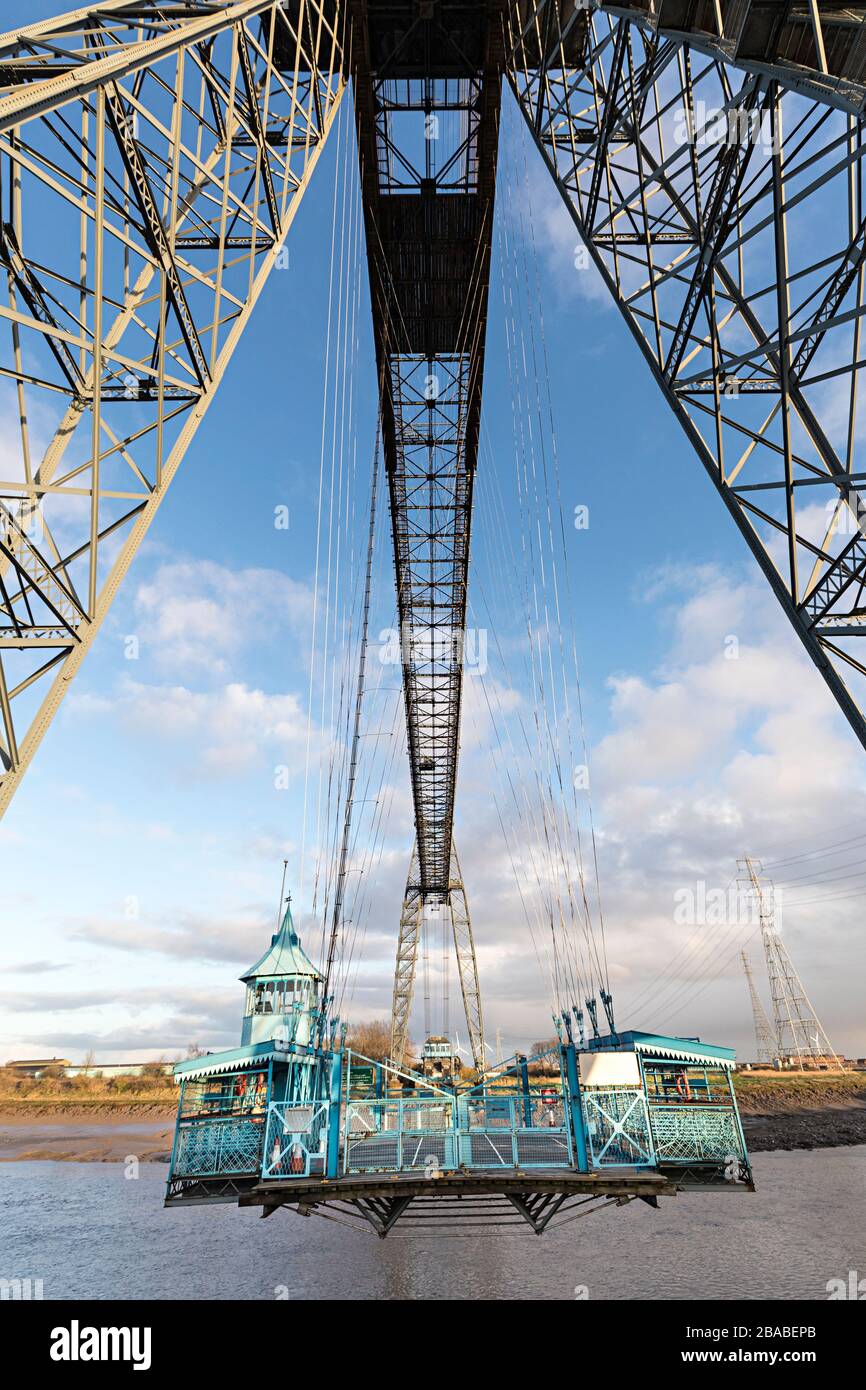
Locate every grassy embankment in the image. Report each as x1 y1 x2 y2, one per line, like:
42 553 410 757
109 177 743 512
0 1066 179 1116
732 1070 866 1113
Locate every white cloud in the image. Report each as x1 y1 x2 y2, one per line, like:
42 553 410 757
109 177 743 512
134 679 307 773
11 554 866 1063
69 908 268 965
70 675 316 778
133 558 313 674
447 559 866 1058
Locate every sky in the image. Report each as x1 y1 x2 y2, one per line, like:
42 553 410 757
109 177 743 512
1 25 865 1067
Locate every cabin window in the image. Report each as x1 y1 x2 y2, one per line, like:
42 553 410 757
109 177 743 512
248 977 318 1015
180 1068 269 1118
643 1062 730 1104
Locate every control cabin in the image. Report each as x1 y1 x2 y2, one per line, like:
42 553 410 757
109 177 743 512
419 1034 462 1082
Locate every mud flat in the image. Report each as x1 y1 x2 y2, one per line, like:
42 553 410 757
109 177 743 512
0 1109 175 1163
742 1106 866 1152
736 1071 866 1153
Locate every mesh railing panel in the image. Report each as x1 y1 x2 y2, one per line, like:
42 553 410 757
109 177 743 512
344 1099 458 1172
460 1094 572 1168
515 1129 572 1166
396 1102 455 1132
463 1130 516 1166
346 1132 402 1170
262 1102 329 1178
173 1116 264 1177
649 1104 743 1162
399 1133 455 1170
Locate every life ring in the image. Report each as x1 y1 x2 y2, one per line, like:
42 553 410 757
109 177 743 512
675 1072 691 1101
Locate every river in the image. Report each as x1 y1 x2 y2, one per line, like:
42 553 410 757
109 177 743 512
2 1145 864 1299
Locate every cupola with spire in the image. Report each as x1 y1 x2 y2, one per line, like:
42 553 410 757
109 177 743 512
240 895 323 1047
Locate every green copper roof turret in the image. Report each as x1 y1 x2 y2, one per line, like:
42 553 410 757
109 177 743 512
240 899 322 984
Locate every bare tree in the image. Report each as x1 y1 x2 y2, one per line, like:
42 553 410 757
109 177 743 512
345 1020 391 1061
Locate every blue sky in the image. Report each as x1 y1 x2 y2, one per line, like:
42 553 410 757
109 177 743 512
2 37 865 1066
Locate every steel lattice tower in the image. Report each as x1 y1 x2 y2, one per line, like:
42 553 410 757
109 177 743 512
740 947 777 1066
508 3 866 756
742 857 844 1071
0 0 345 816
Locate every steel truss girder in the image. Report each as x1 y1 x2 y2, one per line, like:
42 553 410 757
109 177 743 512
0 0 345 815
518 2 866 119
244 1183 654 1235
390 835 484 1070
507 1 866 753
351 0 502 898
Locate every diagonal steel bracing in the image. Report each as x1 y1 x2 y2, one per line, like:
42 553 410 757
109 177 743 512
448 839 484 1070
0 0 345 815
508 0 866 753
390 839 422 1066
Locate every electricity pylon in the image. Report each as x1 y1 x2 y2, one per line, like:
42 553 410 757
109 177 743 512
448 841 485 1073
390 841 422 1068
742 858 845 1071
740 949 777 1066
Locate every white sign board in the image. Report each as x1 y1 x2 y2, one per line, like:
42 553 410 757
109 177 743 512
579 1050 641 1088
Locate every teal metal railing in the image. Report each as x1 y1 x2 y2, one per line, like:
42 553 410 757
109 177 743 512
172 1114 265 1178
261 1102 329 1178
582 1087 655 1167
457 1094 572 1168
342 1094 573 1173
168 1080 747 1183
344 1097 456 1173
648 1103 745 1162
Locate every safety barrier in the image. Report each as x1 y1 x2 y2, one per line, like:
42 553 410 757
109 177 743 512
172 1114 264 1177
343 1093 572 1173
261 1102 329 1178
582 1087 655 1167
344 1098 456 1173
649 1104 744 1162
458 1093 572 1168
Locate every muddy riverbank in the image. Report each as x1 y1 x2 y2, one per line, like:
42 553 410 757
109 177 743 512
736 1071 866 1151
742 1104 866 1152
0 1110 175 1162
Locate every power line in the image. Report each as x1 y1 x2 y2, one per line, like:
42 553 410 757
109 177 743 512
762 829 866 870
